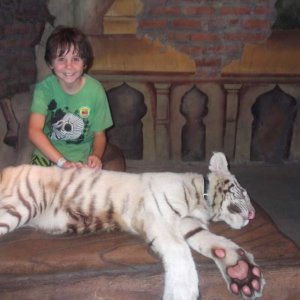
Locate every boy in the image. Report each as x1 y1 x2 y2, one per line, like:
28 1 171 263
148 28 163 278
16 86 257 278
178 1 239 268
28 26 124 170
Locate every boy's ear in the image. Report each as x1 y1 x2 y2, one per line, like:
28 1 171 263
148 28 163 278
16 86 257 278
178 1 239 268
47 62 54 69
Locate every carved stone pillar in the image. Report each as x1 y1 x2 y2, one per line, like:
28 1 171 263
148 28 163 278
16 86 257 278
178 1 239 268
154 83 171 160
223 84 242 160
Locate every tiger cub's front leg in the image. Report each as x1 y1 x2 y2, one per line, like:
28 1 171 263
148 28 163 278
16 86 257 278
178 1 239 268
180 217 265 300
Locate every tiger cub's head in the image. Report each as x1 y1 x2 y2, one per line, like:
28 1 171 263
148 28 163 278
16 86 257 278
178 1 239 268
208 152 255 229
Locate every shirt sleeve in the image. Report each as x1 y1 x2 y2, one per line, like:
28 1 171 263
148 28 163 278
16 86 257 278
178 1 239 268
30 84 49 115
90 83 113 132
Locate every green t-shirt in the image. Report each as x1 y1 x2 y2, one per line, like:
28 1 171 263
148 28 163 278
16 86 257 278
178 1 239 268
31 74 113 163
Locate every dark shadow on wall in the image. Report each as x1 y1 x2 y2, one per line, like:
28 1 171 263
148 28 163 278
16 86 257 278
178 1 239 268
273 0 300 29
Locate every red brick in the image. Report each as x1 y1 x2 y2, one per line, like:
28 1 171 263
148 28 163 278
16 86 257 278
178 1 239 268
182 7 215 16
191 32 219 42
3 23 19 35
172 19 202 29
208 19 226 30
242 19 270 29
0 39 18 49
138 19 167 29
256 0 273 3
255 6 274 15
179 46 204 56
227 18 240 26
4 22 34 35
220 7 252 15
151 7 181 16
219 44 240 54
224 32 266 42
205 45 223 53
167 32 190 42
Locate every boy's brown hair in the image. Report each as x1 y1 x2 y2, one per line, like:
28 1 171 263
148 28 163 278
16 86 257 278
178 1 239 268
45 26 93 72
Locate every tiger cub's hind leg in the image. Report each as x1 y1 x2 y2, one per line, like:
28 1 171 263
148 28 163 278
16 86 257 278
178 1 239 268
0 203 24 236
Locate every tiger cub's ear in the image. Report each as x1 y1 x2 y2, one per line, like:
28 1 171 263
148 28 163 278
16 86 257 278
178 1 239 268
208 152 229 174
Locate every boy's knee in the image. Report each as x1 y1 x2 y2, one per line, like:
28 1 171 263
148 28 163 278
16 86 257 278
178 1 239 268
102 144 126 171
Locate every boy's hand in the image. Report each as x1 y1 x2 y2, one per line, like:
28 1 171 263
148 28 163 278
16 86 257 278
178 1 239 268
58 157 102 169
87 154 102 169
63 161 85 169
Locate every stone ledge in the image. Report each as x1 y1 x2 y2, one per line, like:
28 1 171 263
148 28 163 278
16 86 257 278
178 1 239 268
222 30 300 77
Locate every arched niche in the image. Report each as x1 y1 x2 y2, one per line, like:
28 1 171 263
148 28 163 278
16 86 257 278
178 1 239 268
170 83 225 161
103 81 155 160
180 86 208 161
235 84 300 162
251 85 297 162
106 83 146 159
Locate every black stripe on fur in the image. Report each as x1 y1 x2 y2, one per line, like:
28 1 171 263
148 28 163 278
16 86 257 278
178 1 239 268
184 227 204 240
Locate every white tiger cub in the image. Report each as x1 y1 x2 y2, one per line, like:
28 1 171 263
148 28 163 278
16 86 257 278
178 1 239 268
0 152 265 300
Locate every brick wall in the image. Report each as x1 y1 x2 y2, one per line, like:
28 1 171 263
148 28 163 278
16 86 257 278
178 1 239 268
0 0 52 99
0 0 278 97
138 0 277 78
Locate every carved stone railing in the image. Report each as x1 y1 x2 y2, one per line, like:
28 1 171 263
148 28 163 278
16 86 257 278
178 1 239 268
89 72 300 163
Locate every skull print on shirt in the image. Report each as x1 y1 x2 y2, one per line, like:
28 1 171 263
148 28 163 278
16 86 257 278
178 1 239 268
48 99 89 144
51 113 84 141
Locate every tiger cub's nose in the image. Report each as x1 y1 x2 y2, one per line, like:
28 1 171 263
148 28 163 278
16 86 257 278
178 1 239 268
248 210 255 220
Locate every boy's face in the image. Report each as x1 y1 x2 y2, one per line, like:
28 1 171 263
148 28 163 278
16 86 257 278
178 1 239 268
51 44 85 90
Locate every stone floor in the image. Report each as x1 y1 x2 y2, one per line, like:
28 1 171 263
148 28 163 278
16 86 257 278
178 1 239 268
231 163 300 248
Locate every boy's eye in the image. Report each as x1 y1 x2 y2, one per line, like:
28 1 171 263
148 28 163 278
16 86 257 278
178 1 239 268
72 57 82 62
56 57 65 62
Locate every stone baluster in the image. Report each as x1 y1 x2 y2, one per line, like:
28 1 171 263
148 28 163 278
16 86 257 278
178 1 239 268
154 83 171 160
223 84 242 160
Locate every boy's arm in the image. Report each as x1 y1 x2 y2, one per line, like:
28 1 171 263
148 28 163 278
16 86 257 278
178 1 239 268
28 113 63 164
88 131 107 168
28 113 84 168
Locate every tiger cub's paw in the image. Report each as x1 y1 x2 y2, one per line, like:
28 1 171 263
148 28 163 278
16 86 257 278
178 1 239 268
214 248 265 300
